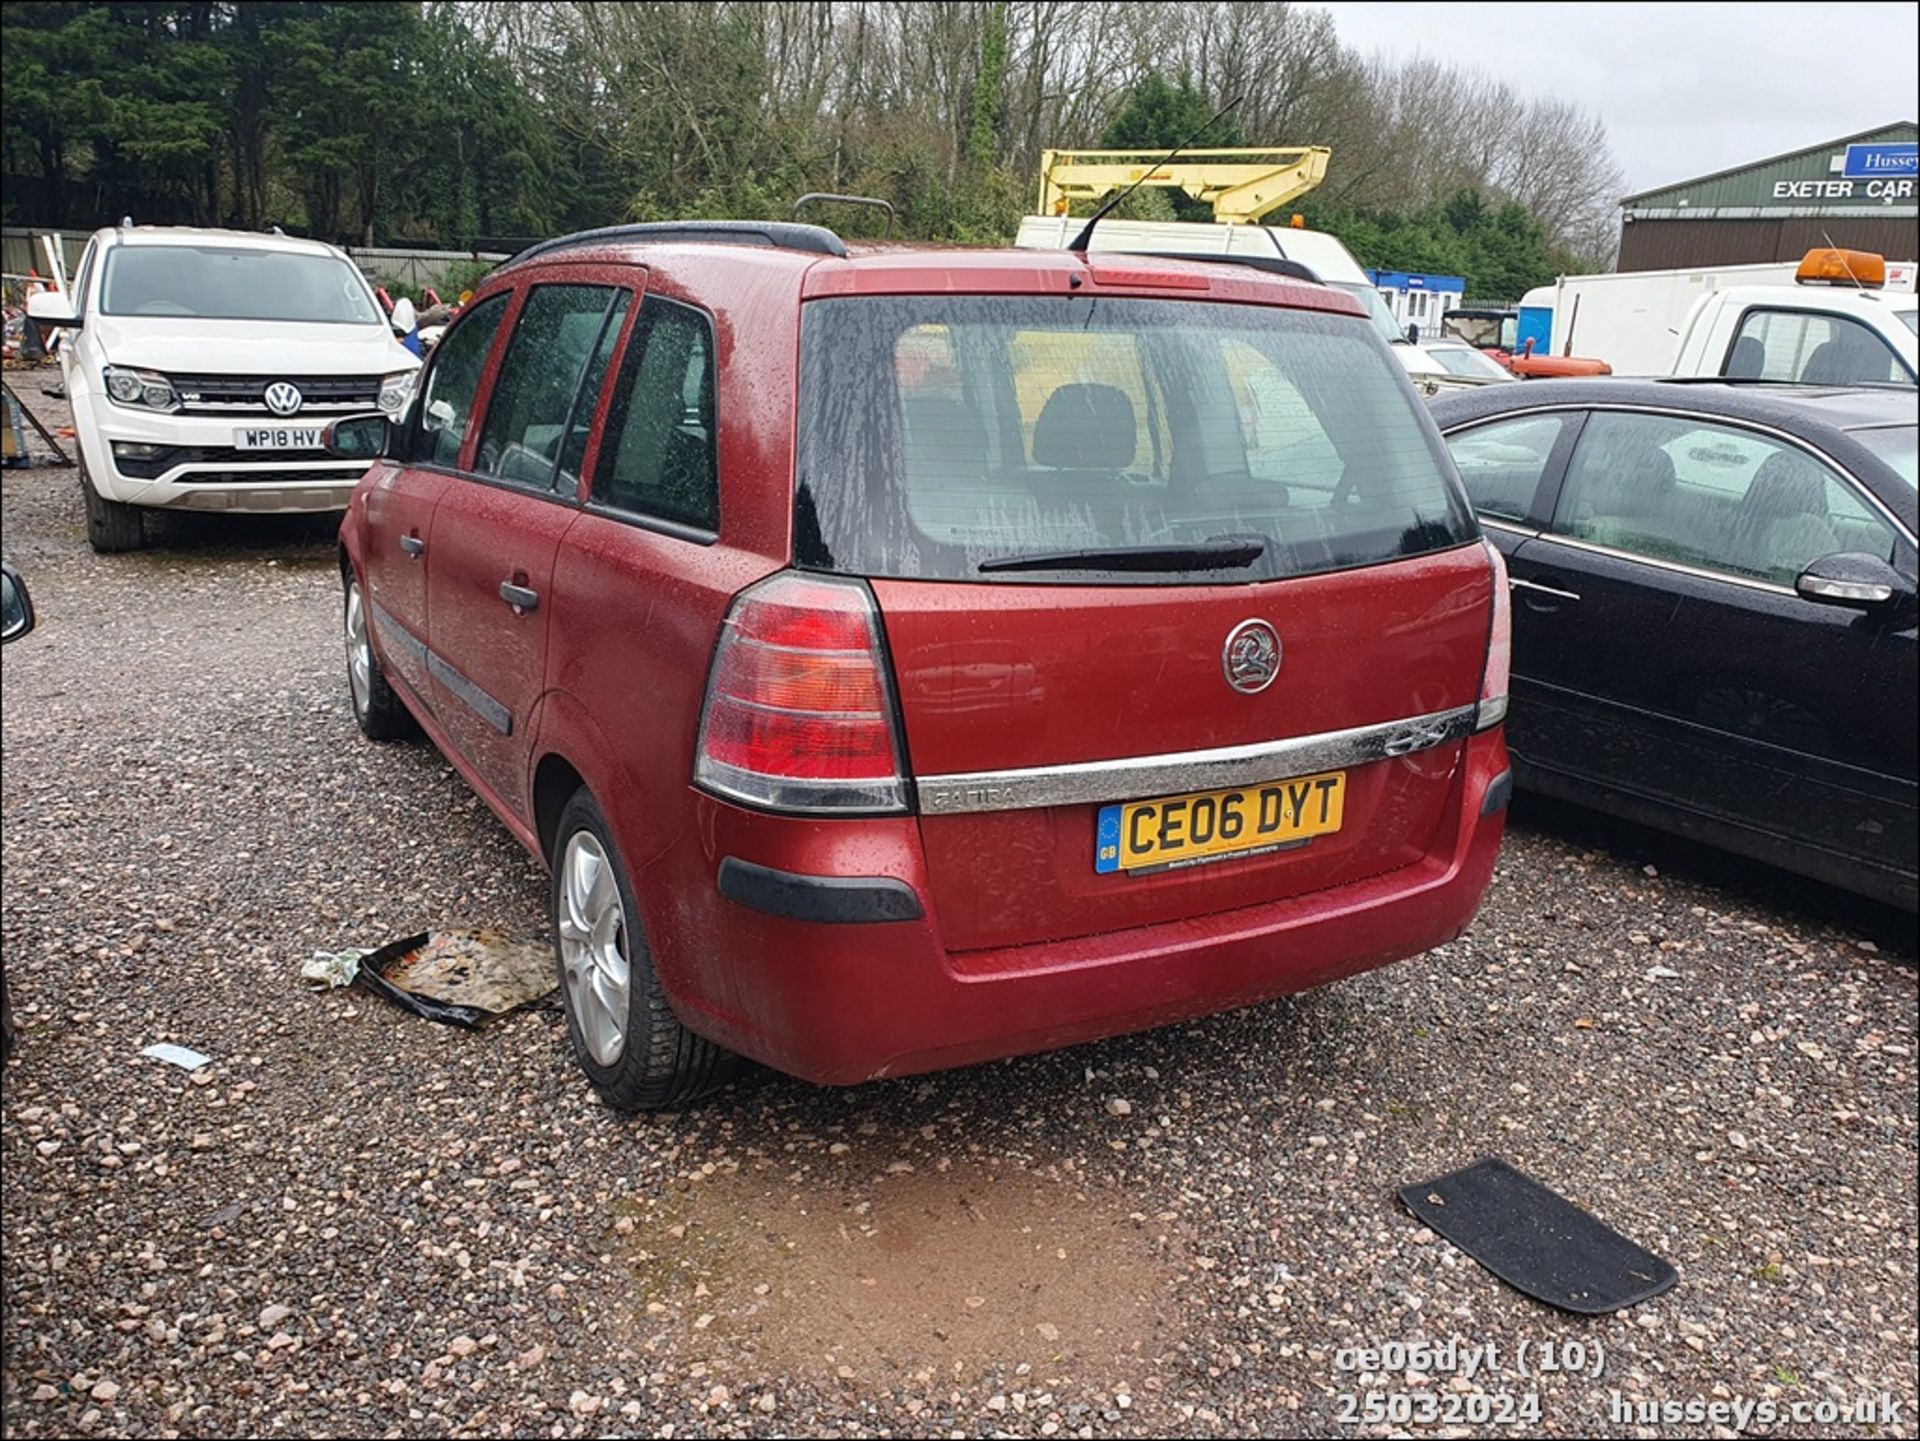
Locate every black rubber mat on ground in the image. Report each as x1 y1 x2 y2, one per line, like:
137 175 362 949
1399 1157 1676 1314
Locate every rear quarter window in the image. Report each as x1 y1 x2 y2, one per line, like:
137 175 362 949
794 295 1474 584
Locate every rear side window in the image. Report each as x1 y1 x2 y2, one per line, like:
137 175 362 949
1725 309 1908 384
795 295 1473 584
412 292 508 468
477 284 627 490
591 296 719 531
1445 414 1569 522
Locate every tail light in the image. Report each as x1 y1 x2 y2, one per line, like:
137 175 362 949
694 573 908 813
1476 540 1511 730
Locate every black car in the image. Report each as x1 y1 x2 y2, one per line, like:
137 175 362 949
1431 381 1917 910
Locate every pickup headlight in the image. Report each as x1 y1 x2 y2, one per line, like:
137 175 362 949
103 365 181 413
377 370 416 415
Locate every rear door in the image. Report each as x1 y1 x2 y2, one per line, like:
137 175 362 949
361 291 511 704
1440 407 1585 774
795 292 1492 952
1511 407 1913 870
425 277 632 822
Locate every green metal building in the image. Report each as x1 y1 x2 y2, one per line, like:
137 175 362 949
1617 121 1917 271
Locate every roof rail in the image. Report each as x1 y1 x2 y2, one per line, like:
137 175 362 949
1118 252 1325 286
503 220 848 269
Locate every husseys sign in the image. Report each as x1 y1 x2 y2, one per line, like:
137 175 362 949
1772 142 1918 203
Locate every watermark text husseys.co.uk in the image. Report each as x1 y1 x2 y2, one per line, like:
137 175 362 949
1610 1392 1904 1430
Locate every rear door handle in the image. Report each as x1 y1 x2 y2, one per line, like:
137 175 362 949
398 533 425 558
500 581 540 613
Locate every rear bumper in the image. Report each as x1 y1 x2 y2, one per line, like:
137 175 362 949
648 729 1509 1086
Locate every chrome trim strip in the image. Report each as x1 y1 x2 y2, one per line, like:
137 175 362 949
1531 533 1798 596
1479 516 1541 538
1509 576 1582 601
914 704 1479 815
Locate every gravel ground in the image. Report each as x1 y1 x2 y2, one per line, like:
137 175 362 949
3 386 1915 1439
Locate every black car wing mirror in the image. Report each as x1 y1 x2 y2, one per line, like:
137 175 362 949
323 413 394 461
1794 551 1910 610
2 562 36 643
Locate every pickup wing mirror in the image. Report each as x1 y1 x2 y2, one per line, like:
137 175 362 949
25 291 79 328
1795 551 1911 611
2 563 36 643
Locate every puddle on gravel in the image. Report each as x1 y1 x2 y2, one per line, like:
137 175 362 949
608 1157 1180 1388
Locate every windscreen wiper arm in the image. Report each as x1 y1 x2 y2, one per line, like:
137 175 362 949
978 539 1267 574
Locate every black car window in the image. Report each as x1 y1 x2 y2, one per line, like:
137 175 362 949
1726 308 1908 384
554 292 632 497
476 284 626 491
410 292 509 468
795 294 1473 585
1553 411 1899 586
1444 414 1567 522
592 296 719 532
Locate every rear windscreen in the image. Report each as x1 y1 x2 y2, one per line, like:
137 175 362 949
794 295 1475 584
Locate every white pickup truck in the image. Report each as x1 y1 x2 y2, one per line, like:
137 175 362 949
1550 248 1917 382
1669 275 1916 383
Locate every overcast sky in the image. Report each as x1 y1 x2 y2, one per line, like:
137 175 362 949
1318 1 1919 195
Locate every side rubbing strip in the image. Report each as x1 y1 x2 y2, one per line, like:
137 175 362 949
426 652 513 735
371 600 512 735
914 704 1479 816
370 602 428 670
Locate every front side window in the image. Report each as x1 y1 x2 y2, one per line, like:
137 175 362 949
1553 411 1898 586
100 245 383 324
1445 414 1568 522
476 285 626 490
411 292 509 468
71 240 98 314
795 295 1474 583
592 296 719 531
1725 308 1908 384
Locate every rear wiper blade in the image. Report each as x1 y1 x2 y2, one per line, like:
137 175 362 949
978 539 1266 574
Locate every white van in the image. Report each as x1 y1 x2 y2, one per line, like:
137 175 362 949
1012 215 1484 388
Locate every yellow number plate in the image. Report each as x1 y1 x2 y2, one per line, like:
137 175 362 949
1094 771 1346 874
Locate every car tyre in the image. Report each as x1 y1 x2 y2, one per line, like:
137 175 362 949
81 461 144 553
343 569 417 740
551 788 739 1110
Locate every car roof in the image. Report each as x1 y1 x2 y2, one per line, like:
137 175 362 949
99 225 345 259
1711 283 1918 316
1430 377 1916 433
508 234 1368 319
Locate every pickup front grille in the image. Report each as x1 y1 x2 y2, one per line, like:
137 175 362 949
173 467 362 486
166 373 383 414
113 446 339 480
